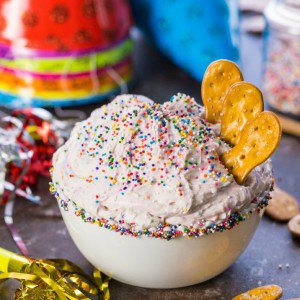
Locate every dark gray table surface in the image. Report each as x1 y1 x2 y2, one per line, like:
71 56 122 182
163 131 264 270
0 28 299 299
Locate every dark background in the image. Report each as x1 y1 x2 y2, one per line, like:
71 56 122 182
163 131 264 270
0 21 299 299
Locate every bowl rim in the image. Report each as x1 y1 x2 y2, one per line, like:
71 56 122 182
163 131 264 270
50 180 271 241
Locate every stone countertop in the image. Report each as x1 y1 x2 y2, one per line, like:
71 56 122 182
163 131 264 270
0 29 299 299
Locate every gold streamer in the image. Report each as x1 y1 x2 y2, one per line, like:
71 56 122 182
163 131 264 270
0 247 110 300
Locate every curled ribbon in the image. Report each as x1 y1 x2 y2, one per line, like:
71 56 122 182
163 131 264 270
0 247 110 299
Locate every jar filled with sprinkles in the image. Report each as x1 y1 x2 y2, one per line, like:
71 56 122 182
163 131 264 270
263 0 300 121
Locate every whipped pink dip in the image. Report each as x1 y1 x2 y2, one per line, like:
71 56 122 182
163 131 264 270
52 93 272 233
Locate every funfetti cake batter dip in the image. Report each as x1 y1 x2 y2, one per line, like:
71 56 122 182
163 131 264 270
50 93 273 239
50 60 282 289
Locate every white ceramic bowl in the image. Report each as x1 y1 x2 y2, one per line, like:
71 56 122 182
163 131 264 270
59 203 261 289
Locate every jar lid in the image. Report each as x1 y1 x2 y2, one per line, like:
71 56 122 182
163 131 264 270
265 0 300 34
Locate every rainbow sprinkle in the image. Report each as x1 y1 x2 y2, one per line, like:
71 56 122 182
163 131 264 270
50 180 271 240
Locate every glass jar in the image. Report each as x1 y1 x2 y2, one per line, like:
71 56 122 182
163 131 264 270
263 0 300 119
0 0 133 108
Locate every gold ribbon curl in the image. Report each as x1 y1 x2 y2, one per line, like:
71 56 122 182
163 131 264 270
0 247 110 300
